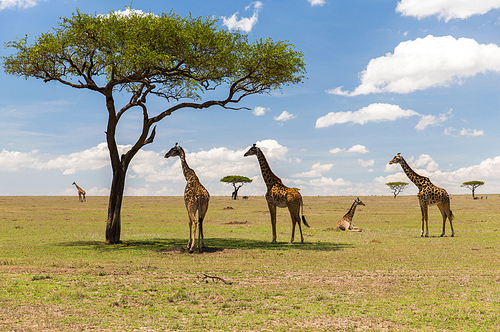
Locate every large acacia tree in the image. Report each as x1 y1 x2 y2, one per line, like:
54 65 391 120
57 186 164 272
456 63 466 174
2 9 306 244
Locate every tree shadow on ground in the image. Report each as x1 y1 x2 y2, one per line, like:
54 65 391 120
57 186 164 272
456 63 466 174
59 238 352 254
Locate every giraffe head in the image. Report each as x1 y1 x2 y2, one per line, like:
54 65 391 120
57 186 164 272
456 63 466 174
354 197 365 206
244 144 259 157
388 153 404 165
164 143 183 159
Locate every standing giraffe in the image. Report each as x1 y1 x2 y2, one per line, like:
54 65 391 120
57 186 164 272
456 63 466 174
72 182 86 202
389 153 454 237
165 143 210 253
244 143 309 243
336 197 365 232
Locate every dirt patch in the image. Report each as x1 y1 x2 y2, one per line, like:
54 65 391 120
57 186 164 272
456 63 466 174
224 221 248 225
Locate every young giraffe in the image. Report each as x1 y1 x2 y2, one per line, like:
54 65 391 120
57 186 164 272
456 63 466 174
244 143 309 243
165 143 210 253
336 197 365 232
389 153 455 237
72 182 86 202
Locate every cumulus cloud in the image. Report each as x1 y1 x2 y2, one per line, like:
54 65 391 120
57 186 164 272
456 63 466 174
329 35 500 96
222 1 263 33
445 127 484 137
308 177 351 187
329 144 369 154
415 109 453 131
396 0 500 21
307 0 326 6
253 106 269 116
317 103 453 130
292 162 335 178
358 159 374 167
316 103 418 128
0 0 39 11
274 110 297 122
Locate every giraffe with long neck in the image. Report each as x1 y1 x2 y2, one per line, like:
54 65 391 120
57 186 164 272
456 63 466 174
244 143 309 243
165 143 210 253
336 197 364 232
72 182 86 202
389 153 454 237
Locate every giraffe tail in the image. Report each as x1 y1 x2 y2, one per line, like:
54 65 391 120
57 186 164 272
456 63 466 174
300 198 310 228
449 209 454 221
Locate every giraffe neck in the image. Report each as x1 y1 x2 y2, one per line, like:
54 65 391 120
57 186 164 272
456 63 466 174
343 201 359 220
74 183 82 191
399 158 428 189
256 148 282 190
179 149 198 184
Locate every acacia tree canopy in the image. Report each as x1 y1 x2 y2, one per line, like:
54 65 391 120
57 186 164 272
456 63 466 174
220 175 253 199
2 9 306 244
461 180 484 198
385 181 409 198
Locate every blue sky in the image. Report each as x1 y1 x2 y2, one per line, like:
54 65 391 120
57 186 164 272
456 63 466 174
1 0 500 197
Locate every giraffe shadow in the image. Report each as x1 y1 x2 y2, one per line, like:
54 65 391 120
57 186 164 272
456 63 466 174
59 238 352 253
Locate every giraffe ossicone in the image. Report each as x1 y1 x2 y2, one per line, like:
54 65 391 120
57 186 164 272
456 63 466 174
244 143 309 243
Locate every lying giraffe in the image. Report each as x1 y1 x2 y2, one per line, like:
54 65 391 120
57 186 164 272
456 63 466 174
72 182 86 202
336 197 364 232
389 153 454 237
244 143 309 243
165 143 210 253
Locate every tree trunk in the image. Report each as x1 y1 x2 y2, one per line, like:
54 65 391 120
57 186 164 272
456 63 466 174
105 165 126 244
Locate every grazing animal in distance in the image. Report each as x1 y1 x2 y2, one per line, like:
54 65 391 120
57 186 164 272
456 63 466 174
165 143 210 253
389 153 454 237
244 143 309 243
337 197 365 232
72 182 86 202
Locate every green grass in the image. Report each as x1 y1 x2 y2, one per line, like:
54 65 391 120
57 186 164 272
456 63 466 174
0 195 499 331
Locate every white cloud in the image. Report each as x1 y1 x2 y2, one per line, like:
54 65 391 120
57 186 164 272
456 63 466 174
331 35 500 96
415 109 453 131
358 159 374 167
316 103 418 128
460 128 484 137
292 162 335 178
329 145 369 154
274 110 297 122
308 177 351 187
222 1 263 33
307 0 326 6
0 0 39 11
396 0 500 21
445 127 484 137
253 106 269 116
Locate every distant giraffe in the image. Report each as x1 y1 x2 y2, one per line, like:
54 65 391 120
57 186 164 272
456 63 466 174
389 153 455 237
244 143 309 243
337 197 365 232
165 143 210 253
72 182 86 202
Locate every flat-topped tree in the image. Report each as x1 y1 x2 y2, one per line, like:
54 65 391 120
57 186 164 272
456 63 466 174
220 175 253 199
2 8 306 244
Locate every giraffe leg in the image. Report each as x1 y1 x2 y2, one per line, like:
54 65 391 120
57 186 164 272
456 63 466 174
198 197 210 249
419 202 429 237
186 209 196 252
437 204 447 237
288 203 302 243
267 202 277 243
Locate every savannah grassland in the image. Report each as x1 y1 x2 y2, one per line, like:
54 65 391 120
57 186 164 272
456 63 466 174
0 195 499 331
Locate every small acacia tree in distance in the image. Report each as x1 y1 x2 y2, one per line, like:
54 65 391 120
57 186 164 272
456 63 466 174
461 180 484 198
2 8 306 244
220 175 253 199
386 181 409 198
